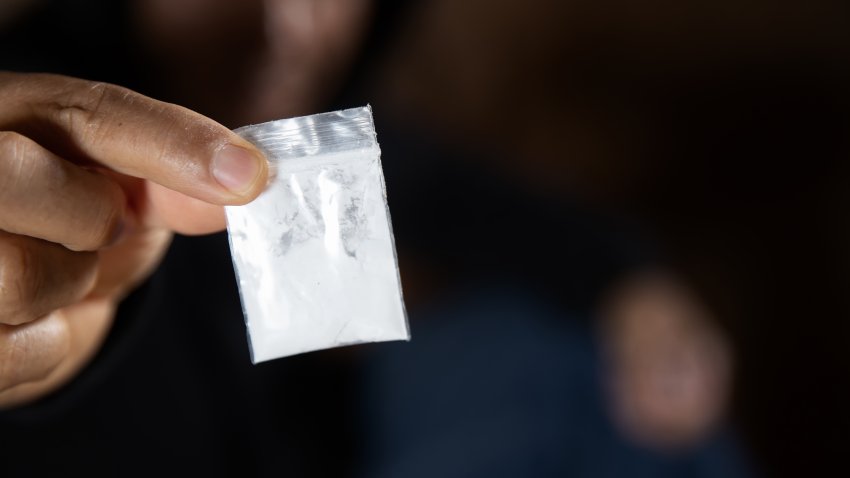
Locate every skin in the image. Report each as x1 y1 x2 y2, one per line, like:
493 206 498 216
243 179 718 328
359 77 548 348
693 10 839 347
0 72 269 408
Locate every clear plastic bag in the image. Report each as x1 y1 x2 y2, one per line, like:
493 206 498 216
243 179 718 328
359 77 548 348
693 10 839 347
226 106 409 363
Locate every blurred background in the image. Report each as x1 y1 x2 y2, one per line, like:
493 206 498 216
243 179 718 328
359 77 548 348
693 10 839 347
360 2 850 476
365 1 850 475
2 0 849 476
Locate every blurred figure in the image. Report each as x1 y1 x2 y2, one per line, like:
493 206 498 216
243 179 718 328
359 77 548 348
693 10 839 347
368 0 850 476
132 0 373 124
365 0 737 457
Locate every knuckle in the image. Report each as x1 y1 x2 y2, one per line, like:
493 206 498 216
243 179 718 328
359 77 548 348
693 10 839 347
0 238 40 325
0 131 25 156
0 326 28 390
0 131 31 182
48 80 132 146
75 180 125 251
0 316 70 392
0 133 53 202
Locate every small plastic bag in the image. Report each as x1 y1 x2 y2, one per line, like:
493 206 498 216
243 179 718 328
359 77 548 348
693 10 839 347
225 106 409 363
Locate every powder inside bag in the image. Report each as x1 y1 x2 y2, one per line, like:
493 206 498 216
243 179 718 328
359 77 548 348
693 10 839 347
226 106 409 363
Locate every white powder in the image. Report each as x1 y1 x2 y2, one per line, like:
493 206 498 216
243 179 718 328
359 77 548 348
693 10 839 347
226 107 409 363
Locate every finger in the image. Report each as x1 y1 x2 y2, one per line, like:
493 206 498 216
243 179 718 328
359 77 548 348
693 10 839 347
0 313 70 393
0 72 268 205
0 132 127 251
0 299 113 409
146 182 226 235
0 232 98 326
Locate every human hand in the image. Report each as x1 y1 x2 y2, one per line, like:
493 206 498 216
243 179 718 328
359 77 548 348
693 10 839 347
599 272 732 450
0 72 268 408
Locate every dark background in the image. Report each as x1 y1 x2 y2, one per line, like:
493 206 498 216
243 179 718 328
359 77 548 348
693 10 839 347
1 1 849 476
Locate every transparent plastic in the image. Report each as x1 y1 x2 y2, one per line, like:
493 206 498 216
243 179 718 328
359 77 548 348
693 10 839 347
226 106 409 363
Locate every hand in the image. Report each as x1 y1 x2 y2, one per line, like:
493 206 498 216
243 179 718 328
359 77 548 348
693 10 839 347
599 271 732 450
0 72 268 408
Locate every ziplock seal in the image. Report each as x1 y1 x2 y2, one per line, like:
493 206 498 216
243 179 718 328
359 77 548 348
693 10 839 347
236 106 378 162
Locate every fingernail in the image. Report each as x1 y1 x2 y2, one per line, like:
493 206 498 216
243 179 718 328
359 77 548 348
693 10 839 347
212 144 264 195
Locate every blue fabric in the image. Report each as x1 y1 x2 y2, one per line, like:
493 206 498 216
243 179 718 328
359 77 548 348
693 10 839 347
358 284 754 478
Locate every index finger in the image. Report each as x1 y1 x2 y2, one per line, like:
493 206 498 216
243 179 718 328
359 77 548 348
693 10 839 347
0 72 268 205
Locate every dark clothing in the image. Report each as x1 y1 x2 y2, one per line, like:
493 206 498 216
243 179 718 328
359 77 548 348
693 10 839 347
2 233 348 477
0 229 751 478
0 134 750 477
360 286 752 478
